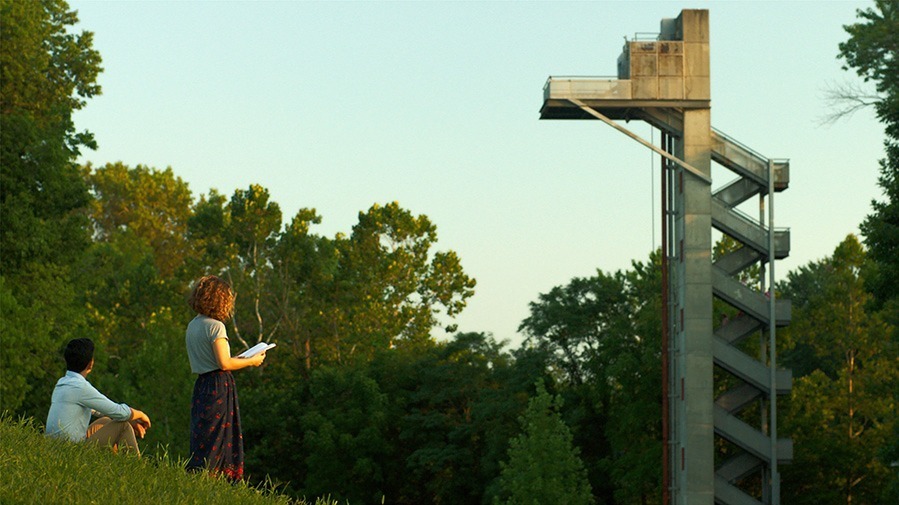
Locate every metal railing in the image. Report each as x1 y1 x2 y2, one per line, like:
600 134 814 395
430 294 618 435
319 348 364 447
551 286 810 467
543 76 623 93
717 198 790 234
712 127 770 164
632 32 661 41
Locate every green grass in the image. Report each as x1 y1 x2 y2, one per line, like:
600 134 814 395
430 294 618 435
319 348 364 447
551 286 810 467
0 416 337 505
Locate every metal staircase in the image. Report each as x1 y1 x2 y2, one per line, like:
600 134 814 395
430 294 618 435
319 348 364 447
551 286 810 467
711 200 790 260
710 129 793 504
539 11 791 500
711 129 789 190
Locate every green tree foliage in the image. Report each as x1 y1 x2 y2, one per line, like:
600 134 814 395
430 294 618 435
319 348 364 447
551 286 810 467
337 202 476 358
256 201 476 372
604 255 664 504
75 239 169 359
242 332 535 505
82 163 193 316
199 198 480 501
0 0 101 419
94 308 193 457
841 1 899 311
779 235 898 503
85 162 194 280
390 332 528 505
0 0 100 273
839 0 899 139
494 381 594 505
519 251 663 504
79 163 195 382
225 184 283 348
0 275 71 415
300 366 390 504
839 6 899 494
185 195 476 369
269 208 335 375
860 141 899 309
880 422 899 504
368 333 543 505
72 163 197 456
187 189 232 274
519 269 629 385
0 0 101 125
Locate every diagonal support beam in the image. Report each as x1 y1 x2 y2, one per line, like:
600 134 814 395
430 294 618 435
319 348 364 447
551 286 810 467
567 98 713 184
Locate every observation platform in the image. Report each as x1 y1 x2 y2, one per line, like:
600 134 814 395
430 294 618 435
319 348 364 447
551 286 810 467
539 77 710 120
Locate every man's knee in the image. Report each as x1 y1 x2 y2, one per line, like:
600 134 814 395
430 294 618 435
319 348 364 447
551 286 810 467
86 420 140 455
86 416 112 439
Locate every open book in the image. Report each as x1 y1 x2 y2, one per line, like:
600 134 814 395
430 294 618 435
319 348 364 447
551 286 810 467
238 342 276 359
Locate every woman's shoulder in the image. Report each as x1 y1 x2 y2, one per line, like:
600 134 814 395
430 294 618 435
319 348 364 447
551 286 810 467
189 314 225 331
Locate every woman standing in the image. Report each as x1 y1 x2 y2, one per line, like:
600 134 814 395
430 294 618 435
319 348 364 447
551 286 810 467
185 275 265 480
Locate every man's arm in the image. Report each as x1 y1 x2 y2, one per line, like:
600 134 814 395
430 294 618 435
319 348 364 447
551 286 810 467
81 382 132 422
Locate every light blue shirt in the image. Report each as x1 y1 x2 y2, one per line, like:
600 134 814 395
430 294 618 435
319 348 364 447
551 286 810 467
45 371 131 442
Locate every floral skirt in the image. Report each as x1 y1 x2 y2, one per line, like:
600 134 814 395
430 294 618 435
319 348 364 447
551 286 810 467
187 369 244 480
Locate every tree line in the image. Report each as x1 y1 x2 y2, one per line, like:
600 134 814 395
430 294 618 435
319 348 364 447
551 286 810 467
1 1 896 503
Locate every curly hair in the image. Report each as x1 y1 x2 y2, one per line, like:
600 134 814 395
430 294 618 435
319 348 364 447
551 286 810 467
189 275 235 322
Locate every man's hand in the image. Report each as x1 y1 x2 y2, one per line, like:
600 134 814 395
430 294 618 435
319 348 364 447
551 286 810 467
131 420 147 439
130 408 151 435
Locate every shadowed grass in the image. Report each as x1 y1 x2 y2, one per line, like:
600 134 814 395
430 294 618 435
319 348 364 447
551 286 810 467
0 416 337 505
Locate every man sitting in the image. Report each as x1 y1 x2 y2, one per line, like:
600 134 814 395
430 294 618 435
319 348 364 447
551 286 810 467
45 338 151 456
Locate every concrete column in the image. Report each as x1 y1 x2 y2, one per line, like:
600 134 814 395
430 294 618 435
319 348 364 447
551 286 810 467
673 9 713 505
675 108 714 505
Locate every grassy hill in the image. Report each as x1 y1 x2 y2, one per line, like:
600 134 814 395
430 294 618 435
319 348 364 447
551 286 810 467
0 417 336 505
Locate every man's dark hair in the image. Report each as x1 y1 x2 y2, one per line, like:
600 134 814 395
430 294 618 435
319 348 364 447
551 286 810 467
64 338 94 373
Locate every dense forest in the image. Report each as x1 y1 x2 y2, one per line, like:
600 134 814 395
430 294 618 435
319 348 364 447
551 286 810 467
1 1 897 503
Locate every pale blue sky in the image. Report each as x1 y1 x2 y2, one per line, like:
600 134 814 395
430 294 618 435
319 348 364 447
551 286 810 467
71 0 883 347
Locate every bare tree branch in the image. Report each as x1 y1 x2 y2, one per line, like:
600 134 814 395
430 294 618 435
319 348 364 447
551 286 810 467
819 80 883 126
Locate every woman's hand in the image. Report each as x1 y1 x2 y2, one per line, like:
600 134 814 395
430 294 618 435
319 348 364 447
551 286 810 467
249 352 265 367
214 338 266 371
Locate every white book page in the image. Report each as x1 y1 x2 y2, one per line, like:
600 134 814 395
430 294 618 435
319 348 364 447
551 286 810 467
237 342 276 358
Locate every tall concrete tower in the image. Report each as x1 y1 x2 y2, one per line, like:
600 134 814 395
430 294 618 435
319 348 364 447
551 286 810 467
539 10 792 505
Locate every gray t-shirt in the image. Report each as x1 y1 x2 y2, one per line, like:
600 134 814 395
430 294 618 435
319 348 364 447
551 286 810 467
186 314 228 374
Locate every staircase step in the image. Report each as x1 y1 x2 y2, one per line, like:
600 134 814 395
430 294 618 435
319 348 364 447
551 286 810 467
714 406 794 463
712 198 790 260
716 383 762 414
714 337 792 396
712 267 792 326
714 177 762 207
715 312 761 345
711 129 789 191
717 452 763 483
714 246 762 277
